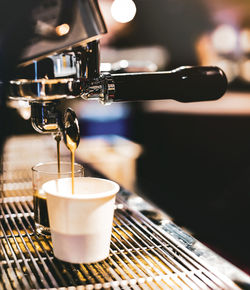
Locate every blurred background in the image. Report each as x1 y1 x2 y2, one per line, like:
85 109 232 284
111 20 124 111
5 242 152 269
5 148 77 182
8 0 250 275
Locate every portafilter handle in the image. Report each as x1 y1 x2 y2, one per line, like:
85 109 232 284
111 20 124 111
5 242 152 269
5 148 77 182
109 66 227 103
84 66 227 104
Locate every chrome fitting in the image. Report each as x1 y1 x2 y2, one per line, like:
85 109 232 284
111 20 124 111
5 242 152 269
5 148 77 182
80 73 115 105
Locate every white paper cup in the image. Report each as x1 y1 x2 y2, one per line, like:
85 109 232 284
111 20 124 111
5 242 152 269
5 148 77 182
42 177 120 264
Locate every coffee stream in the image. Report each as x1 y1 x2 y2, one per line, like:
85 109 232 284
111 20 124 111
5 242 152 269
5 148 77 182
66 134 77 194
55 135 77 194
55 134 61 177
56 108 80 194
63 108 80 195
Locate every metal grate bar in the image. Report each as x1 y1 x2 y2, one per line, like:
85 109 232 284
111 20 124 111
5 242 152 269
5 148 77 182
1 199 78 288
103 257 132 288
0 240 27 290
14 200 80 287
110 237 150 282
116 208 216 289
1 135 248 289
2 194 244 290
99 259 127 288
7 201 60 287
112 219 193 289
116 200 240 290
109 250 142 286
114 211 207 289
0 208 36 289
114 210 202 290
1 202 50 289
1 195 242 289
17 201 76 286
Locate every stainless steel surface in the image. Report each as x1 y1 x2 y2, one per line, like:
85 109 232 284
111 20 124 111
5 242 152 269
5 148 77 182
1 135 250 289
17 0 106 65
80 72 116 104
9 42 101 102
63 108 80 150
8 41 106 136
9 71 115 104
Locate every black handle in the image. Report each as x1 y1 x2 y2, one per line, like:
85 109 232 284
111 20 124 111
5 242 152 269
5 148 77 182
111 66 227 103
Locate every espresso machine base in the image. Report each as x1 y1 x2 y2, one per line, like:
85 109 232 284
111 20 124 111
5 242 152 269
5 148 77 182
1 135 249 289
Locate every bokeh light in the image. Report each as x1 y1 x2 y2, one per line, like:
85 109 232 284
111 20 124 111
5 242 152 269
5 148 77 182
111 0 136 23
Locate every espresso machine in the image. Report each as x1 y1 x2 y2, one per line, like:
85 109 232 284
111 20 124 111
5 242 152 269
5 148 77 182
0 0 228 150
3 1 250 289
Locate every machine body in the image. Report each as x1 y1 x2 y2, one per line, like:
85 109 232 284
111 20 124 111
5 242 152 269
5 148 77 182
2 0 227 138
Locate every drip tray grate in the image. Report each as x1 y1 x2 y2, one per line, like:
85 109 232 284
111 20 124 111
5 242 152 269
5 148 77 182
1 135 248 289
1 196 240 289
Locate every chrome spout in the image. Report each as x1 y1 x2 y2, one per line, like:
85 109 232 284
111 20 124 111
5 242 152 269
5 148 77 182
30 102 63 134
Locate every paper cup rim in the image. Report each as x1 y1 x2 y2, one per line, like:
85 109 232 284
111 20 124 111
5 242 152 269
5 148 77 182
42 177 120 200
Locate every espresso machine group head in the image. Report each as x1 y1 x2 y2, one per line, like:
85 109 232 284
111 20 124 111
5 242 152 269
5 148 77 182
6 0 228 137
6 0 107 136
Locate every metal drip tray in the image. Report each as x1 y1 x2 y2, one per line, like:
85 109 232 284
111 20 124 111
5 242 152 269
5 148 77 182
0 195 242 289
1 135 250 289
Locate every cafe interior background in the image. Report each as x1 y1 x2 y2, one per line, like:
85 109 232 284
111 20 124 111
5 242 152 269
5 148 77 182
5 0 250 275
